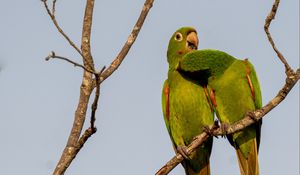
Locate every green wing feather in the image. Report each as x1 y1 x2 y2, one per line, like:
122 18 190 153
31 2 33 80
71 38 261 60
180 49 236 78
178 49 262 175
167 71 213 174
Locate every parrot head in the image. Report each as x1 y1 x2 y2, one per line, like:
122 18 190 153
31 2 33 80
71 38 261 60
167 27 199 67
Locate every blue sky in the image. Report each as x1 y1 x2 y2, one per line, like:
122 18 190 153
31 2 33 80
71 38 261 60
0 0 299 174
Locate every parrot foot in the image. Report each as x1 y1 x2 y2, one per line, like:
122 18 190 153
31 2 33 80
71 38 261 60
203 125 213 135
177 145 190 160
220 123 229 137
203 121 219 138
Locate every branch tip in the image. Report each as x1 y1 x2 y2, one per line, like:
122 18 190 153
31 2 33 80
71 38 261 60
100 66 106 74
45 51 55 61
42 0 83 57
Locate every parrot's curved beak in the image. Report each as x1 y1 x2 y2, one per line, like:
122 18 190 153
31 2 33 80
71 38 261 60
186 31 198 51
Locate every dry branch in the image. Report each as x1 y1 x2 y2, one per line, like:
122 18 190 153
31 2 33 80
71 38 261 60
42 0 83 57
100 0 154 83
155 0 300 174
80 0 95 71
264 0 293 75
43 0 155 174
52 0 96 173
45 51 96 74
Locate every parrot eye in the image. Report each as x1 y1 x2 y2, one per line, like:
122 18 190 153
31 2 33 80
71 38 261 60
174 33 183 41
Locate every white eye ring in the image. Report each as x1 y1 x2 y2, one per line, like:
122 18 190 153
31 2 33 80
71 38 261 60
174 32 183 41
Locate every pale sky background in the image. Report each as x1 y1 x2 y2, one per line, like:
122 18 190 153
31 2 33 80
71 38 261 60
0 0 299 175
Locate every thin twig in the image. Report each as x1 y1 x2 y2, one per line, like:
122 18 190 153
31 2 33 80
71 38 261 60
90 66 106 130
45 51 96 74
264 0 293 75
42 0 83 57
156 0 300 174
52 0 57 15
100 0 154 83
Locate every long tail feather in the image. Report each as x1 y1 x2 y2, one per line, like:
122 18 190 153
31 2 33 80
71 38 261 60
236 139 259 175
186 162 210 175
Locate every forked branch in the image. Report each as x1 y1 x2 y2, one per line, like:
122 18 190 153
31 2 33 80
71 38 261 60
43 0 154 174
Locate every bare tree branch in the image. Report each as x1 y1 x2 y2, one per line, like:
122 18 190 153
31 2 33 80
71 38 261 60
90 66 106 130
52 0 57 15
51 67 106 174
80 0 95 71
42 0 83 57
100 0 154 83
43 0 155 174
264 0 293 76
156 0 300 174
45 51 96 74
52 0 96 174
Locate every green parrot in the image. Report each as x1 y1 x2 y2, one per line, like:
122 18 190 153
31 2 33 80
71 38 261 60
180 47 262 175
162 27 214 175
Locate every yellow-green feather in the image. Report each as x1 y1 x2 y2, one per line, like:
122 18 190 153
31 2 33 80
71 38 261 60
166 70 213 174
163 27 214 175
180 49 262 175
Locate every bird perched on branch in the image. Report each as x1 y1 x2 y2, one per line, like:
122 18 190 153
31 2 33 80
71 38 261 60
162 26 262 175
162 27 214 175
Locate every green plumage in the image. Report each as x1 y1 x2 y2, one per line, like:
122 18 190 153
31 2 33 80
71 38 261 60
181 49 262 175
162 27 214 175
163 27 262 175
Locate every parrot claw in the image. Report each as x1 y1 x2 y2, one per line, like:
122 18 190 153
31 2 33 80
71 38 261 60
203 124 218 138
177 145 190 160
203 125 212 134
220 123 229 137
